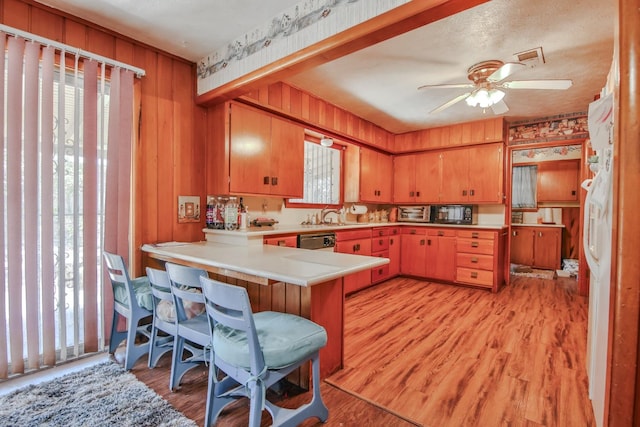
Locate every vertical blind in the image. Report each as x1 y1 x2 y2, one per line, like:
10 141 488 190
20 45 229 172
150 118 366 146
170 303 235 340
0 31 138 379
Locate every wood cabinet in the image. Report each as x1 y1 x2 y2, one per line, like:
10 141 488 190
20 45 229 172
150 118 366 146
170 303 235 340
439 143 504 204
400 228 427 277
456 229 506 292
229 102 304 197
371 227 401 284
393 151 440 204
510 226 562 270
425 229 456 282
263 234 298 248
360 147 393 203
537 159 580 203
335 229 372 295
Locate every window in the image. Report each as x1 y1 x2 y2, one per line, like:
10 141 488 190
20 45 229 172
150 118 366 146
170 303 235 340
512 165 538 209
288 139 342 206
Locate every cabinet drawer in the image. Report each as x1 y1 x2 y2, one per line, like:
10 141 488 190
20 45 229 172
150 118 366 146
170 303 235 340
457 230 496 240
456 267 494 287
402 227 427 235
336 229 372 241
335 238 372 255
371 264 390 283
372 236 389 252
372 227 391 237
456 253 494 270
457 238 494 255
263 235 297 247
427 229 456 237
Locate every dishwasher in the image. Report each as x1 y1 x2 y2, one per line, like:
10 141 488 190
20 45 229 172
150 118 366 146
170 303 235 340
297 232 336 251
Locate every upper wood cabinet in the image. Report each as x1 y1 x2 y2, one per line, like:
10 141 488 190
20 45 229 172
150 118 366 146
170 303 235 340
228 103 304 197
439 143 504 204
537 159 580 203
393 151 440 204
360 147 393 203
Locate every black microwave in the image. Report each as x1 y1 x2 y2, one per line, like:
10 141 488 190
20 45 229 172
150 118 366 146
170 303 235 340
431 205 476 225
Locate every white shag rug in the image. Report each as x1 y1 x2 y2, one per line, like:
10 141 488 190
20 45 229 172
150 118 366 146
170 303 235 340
0 360 196 427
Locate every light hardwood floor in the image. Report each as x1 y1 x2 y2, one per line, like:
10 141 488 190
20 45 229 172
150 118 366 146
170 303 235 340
132 275 595 426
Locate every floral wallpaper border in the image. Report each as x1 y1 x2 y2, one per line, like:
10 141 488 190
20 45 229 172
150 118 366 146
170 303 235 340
508 112 589 145
196 0 408 95
512 144 583 164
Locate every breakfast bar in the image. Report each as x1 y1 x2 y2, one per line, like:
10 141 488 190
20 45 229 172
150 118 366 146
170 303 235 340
142 241 389 386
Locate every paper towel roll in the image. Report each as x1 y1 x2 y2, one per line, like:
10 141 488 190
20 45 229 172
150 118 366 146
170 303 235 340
542 208 554 224
350 204 368 214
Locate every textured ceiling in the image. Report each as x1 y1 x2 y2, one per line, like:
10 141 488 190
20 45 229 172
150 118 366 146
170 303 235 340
35 0 615 133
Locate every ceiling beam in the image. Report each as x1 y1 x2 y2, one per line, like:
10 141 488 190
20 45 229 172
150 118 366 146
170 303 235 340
195 0 489 106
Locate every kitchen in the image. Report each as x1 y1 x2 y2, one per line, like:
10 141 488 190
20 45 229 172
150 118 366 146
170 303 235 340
0 0 638 426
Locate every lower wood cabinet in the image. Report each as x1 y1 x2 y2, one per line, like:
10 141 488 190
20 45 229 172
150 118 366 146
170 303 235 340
456 229 507 292
371 227 400 284
335 229 372 295
510 226 562 270
425 229 456 282
400 228 427 277
263 234 298 248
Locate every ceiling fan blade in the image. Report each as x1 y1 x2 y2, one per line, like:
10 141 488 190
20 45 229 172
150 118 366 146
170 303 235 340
490 99 509 115
430 92 472 114
418 83 474 90
487 62 526 83
502 79 573 90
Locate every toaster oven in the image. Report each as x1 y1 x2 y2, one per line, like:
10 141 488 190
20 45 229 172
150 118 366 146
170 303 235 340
398 206 432 223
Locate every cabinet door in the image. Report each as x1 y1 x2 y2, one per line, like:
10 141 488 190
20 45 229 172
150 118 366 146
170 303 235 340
534 227 561 269
510 227 534 266
388 233 401 277
269 117 304 197
414 151 441 203
229 104 272 194
400 234 427 277
426 232 456 281
467 143 504 203
264 235 298 247
393 155 416 203
440 149 469 203
360 149 393 203
537 159 580 202
336 238 372 294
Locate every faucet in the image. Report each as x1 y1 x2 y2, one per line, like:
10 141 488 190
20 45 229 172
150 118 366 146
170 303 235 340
320 206 342 225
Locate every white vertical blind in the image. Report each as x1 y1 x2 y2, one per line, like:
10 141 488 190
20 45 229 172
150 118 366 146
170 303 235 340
0 29 140 379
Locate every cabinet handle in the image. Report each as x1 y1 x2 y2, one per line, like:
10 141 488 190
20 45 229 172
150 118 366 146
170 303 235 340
378 268 383 274
539 232 543 237
277 240 286 246
470 189 475 196
513 230 518 236
471 242 479 248
379 230 384 236
416 191 420 197
271 176 278 186
427 239 432 246
471 232 479 238
438 231 444 236
471 271 478 279
378 239 383 245
462 190 468 196
390 238 394 245
572 190 576 196
471 257 478 263
410 191 415 197
410 229 416 235
263 176 270 185
420 239 426 246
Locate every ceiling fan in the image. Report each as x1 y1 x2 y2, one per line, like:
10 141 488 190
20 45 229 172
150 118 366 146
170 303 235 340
419 60 572 115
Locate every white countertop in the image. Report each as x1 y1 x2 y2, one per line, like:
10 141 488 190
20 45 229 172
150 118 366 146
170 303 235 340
142 241 389 287
511 223 566 228
203 221 507 238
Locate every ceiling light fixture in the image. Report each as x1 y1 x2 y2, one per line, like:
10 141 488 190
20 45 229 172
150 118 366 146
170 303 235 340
465 88 505 108
320 137 333 147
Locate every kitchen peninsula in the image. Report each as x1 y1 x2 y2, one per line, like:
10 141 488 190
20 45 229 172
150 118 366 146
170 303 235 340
142 240 388 382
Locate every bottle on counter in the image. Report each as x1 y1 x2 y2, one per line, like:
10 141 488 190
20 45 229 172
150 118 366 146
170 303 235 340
214 197 225 229
224 196 238 230
205 196 215 229
238 197 247 230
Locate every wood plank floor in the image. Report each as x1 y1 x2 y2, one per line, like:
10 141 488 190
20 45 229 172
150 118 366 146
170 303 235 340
131 275 595 426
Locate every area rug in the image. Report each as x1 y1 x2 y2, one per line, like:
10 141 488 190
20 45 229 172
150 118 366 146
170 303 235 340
511 267 556 280
0 360 196 427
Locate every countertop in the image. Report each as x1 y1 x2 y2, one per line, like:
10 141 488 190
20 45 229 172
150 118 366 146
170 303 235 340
203 221 508 238
142 241 389 287
511 223 566 228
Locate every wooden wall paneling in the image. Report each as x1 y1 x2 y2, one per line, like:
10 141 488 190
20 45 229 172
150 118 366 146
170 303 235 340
86 27 115 59
259 285 273 312
271 282 286 312
429 127 442 149
2 0 29 31
324 103 335 131
561 207 581 260
30 6 62 41
156 54 175 243
471 120 484 143
309 95 320 125
461 122 472 144
289 86 302 116
138 48 159 259
247 281 261 313
62 19 86 50
301 92 311 121
268 82 283 109
281 82 291 112
440 126 451 148
257 86 269 105
450 123 463 146
115 38 134 66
